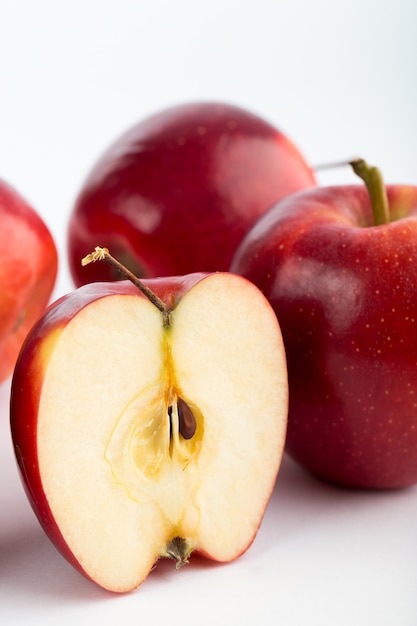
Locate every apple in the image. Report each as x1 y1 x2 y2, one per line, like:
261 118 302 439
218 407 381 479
10 247 288 592
230 159 417 489
0 178 57 383
67 101 315 286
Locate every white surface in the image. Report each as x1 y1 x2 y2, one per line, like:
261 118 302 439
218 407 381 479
1 0 417 623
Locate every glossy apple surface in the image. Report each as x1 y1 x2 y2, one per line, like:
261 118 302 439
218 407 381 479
67 101 315 285
0 178 57 382
10 269 288 592
231 184 417 489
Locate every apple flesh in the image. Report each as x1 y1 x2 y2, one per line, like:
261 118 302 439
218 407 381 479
231 182 417 489
0 178 57 382
10 266 288 592
67 101 315 286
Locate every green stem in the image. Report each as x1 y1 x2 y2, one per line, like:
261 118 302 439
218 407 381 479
314 157 390 226
349 159 390 226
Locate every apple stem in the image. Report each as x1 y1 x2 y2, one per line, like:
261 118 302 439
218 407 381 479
349 158 390 226
81 247 171 326
314 157 390 226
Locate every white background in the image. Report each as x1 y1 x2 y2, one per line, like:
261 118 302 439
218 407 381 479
1 1 417 624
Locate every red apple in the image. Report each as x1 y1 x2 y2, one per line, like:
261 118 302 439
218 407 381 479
231 159 417 489
10 248 288 592
67 101 315 286
0 178 57 383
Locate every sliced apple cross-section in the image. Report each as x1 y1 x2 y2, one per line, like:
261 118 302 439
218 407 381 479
10 259 288 593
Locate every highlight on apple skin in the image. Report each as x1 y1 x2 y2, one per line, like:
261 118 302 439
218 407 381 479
10 258 288 592
231 173 417 490
67 101 315 286
0 178 57 383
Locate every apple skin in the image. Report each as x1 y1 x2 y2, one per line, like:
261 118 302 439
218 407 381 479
67 101 315 286
9 274 205 584
231 184 417 489
0 179 57 383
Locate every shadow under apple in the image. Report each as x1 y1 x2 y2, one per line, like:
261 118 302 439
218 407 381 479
257 451 416 555
0 521 108 603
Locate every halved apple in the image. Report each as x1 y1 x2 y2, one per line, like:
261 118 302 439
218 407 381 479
10 250 288 592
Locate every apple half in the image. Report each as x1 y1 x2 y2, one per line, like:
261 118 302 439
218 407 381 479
10 252 288 592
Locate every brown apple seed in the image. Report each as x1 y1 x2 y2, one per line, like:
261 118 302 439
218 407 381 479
177 397 197 440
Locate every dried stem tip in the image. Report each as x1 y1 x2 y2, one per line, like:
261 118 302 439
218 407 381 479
81 246 110 266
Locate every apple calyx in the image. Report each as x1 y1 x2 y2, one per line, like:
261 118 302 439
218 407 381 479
164 537 192 570
349 158 390 226
82 246 171 326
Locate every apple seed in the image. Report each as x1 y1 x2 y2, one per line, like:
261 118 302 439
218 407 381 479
168 398 197 441
177 397 197 440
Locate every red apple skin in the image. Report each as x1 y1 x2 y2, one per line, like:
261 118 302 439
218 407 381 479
0 179 57 383
9 273 223 585
231 184 417 489
67 101 315 286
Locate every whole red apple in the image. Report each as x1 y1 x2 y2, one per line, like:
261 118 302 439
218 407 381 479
231 159 417 489
10 248 288 592
0 178 57 383
67 101 315 286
